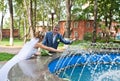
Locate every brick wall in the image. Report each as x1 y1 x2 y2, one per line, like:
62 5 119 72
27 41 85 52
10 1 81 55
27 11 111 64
2 29 19 38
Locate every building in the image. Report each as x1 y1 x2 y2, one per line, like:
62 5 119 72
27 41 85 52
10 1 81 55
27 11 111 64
59 20 119 40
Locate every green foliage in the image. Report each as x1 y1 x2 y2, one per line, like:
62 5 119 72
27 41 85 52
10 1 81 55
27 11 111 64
0 53 14 61
40 49 50 56
83 32 92 41
72 40 82 45
83 32 115 43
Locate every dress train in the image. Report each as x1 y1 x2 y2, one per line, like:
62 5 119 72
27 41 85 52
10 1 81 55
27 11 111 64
0 38 39 81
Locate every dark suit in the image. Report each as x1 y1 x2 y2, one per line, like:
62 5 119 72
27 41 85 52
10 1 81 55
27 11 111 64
42 31 72 50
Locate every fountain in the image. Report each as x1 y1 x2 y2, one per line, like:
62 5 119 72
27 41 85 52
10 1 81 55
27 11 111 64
48 43 120 81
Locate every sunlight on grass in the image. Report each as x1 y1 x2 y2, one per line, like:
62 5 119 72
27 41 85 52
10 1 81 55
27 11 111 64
0 38 24 46
0 53 15 61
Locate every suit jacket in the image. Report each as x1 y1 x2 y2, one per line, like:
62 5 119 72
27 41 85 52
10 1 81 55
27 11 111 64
42 31 72 49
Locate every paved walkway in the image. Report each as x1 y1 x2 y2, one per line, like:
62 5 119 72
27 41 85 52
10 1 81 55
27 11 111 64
0 45 22 54
0 45 22 71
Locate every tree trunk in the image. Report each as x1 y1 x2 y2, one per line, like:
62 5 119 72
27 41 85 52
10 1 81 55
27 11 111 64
33 0 37 32
0 12 4 41
29 0 34 38
104 3 108 27
65 0 71 38
23 16 27 44
8 0 14 46
23 0 34 39
92 0 98 43
18 17 21 39
105 15 108 27
108 9 112 30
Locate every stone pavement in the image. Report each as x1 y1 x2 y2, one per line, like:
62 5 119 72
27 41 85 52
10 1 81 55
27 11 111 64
0 45 22 54
8 55 64 81
0 46 65 81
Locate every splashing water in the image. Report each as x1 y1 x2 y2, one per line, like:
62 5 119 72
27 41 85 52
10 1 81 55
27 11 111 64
48 43 120 81
94 70 120 81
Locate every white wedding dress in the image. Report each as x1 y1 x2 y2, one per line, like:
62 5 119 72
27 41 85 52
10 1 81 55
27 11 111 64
0 38 39 81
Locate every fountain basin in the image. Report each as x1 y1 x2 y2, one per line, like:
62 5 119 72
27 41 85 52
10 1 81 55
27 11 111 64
48 51 120 81
7 55 64 81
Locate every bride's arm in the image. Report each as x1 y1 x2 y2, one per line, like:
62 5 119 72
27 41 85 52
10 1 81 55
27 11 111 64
34 43 64 53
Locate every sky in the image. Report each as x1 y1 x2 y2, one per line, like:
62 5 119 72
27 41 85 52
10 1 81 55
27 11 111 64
0 11 9 26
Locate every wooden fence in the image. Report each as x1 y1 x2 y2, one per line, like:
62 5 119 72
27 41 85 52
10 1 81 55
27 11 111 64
2 29 19 38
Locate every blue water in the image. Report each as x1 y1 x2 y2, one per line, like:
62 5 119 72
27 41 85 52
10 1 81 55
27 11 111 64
48 52 120 81
58 64 120 81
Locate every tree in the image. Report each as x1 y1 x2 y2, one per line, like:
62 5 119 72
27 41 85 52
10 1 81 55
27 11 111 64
0 0 6 41
65 0 72 38
33 0 37 32
8 0 14 46
0 12 4 41
92 0 98 43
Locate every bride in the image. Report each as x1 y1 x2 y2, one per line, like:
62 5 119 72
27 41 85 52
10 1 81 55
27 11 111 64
0 31 63 81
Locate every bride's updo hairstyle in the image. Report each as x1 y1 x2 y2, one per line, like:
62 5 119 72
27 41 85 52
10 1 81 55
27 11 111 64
35 31 44 41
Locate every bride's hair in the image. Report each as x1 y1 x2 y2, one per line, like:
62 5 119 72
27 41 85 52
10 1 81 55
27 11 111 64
35 31 44 41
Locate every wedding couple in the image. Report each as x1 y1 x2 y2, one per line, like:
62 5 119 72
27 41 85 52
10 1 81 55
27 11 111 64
0 24 74 81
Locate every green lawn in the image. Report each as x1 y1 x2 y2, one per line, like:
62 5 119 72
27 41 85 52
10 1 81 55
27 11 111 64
0 53 15 61
0 38 23 61
0 38 24 46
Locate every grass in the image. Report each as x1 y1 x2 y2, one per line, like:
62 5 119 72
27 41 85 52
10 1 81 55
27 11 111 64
0 38 23 61
0 52 15 61
0 38 24 46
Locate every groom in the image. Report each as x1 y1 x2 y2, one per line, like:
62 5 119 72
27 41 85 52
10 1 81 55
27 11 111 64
42 24 74 53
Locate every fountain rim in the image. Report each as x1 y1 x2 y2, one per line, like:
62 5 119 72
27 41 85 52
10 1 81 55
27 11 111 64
48 51 120 74
49 50 120 63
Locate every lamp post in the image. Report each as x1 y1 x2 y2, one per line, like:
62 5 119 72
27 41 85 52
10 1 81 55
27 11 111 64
48 9 56 30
